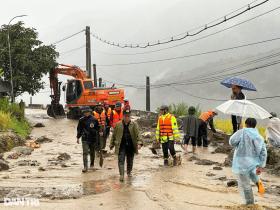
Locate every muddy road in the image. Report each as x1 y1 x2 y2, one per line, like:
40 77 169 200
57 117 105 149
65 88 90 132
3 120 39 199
0 109 279 210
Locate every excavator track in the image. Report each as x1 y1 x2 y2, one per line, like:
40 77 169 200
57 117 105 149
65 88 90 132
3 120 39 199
47 104 65 119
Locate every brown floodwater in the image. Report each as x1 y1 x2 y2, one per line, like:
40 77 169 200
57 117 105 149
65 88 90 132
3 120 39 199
0 109 279 210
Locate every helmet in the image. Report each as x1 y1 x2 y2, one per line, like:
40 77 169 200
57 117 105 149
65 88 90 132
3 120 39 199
160 105 169 111
124 98 129 102
81 106 92 113
270 112 277 118
188 106 196 115
115 102 122 108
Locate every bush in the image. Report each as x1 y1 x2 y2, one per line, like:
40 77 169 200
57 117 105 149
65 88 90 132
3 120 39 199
156 103 201 118
0 98 24 120
0 111 12 130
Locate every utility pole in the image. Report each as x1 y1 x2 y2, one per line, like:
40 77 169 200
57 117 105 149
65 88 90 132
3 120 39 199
146 76 150 112
93 64 97 87
85 26 92 78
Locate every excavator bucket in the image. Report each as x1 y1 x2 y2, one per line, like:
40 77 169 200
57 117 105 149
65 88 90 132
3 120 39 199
47 104 65 118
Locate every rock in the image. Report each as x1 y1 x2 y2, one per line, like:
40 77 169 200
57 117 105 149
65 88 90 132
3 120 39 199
0 153 3 159
195 159 218 166
188 156 200 162
25 140 40 148
0 132 25 153
38 167 46 171
224 149 234 167
33 122 45 128
61 163 69 168
215 176 227 181
213 166 223 170
57 153 71 161
17 160 40 166
206 172 215 177
266 146 280 176
7 153 21 159
0 159 9 171
36 136 53 144
12 146 34 155
142 132 152 139
213 144 232 154
227 180 238 187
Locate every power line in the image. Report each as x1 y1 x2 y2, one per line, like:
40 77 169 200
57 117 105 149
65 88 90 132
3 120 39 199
152 50 280 87
91 0 270 49
95 6 280 56
50 29 85 45
172 86 280 101
59 44 86 55
98 36 280 66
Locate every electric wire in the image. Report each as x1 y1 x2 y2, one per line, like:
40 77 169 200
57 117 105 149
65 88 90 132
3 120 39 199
50 29 85 45
91 0 270 49
98 36 280 66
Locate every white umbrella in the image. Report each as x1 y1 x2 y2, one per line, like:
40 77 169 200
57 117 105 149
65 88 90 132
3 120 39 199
216 99 271 120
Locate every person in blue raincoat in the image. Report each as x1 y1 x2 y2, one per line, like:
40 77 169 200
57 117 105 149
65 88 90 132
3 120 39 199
229 118 267 205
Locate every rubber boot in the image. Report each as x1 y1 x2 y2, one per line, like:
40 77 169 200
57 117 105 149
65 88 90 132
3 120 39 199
82 167 88 173
119 164 125 182
173 155 177 166
256 180 265 194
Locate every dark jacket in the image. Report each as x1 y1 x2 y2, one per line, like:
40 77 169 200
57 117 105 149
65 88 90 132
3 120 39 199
77 115 100 142
182 114 199 138
110 120 143 155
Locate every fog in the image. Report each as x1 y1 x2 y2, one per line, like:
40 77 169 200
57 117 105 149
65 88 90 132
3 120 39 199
1 0 279 112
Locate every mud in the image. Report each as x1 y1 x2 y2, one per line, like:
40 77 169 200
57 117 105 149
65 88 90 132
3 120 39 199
0 109 279 210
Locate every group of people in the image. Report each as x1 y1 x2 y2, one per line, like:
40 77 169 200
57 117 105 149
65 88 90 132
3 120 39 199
76 99 143 182
76 86 280 204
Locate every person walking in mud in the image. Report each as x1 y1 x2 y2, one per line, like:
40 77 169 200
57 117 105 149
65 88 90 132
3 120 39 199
110 109 143 182
156 105 181 166
229 118 267 205
182 106 199 154
76 107 100 173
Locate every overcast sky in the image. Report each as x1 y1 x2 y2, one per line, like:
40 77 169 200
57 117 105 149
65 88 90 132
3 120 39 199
1 0 279 110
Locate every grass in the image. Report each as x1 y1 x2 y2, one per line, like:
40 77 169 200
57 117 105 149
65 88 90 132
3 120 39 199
0 99 30 138
214 119 266 139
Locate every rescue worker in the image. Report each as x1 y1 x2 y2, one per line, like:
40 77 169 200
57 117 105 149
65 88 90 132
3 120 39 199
156 105 180 166
110 109 143 182
104 101 112 142
124 98 131 110
76 107 100 173
93 102 106 150
198 110 218 147
111 102 123 128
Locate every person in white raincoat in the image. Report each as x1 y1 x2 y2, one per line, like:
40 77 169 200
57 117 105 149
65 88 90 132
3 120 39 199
229 118 267 205
266 112 280 148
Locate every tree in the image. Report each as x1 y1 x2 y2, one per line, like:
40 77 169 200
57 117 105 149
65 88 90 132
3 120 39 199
0 21 58 97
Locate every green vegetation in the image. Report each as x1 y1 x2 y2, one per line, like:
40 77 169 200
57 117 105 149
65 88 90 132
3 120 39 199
156 102 201 117
214 119 266 139
0 98 30 138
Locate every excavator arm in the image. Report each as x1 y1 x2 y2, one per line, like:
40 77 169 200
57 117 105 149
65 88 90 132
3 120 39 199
47 64 89 118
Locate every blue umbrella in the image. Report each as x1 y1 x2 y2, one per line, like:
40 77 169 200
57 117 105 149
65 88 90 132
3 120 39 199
221 77 257 91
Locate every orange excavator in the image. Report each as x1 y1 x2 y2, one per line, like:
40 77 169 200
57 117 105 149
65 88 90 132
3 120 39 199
47 64 124 119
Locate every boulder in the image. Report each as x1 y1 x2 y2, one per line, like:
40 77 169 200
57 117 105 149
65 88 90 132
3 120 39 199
227 180 238 187
12 146 34 155
195 159 219 166
142 132 152 139
17 160 40 166
33 123 45 128
36 136 53 144
57 153 71 161
0 159 9 171
213 166 223 170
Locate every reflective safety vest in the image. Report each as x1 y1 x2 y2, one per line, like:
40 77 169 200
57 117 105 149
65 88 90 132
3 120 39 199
105 107 112 119
112 110 123 128
199 111 215 122
93 111 106 127
156 113 180 143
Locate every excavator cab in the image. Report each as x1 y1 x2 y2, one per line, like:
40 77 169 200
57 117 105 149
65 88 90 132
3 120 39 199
47 64 125 119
